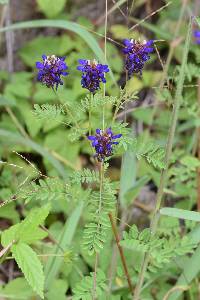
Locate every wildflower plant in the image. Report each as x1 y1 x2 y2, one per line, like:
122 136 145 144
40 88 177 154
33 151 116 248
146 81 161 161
0 3 200 300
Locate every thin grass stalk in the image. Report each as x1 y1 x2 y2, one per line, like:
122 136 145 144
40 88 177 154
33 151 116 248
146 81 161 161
197 79 200 212
133 17 193 300
89 93 93 135
136 0 188 175
93 0 108 295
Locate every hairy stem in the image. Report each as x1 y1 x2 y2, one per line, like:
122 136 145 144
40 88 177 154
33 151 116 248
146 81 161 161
133 17 192 300
108 212 134 295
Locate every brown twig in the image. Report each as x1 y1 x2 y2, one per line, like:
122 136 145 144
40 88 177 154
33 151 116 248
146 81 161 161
108 212 134 295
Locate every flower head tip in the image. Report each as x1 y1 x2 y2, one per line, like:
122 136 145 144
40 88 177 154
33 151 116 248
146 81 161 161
88 128 122 161
122 39 154 78
77 59 109 93
36 54 68 90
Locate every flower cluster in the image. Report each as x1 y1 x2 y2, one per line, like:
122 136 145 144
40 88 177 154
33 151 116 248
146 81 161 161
36 55 68 90
77 59 109 93
194 30 200 44
88 128 122 161
122 39 154 78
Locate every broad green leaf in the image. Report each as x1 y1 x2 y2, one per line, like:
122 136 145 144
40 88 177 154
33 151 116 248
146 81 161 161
168 245 200 300
1 204 50 247
20 227 48 244
0 202 19 223
0 278 35 299
0 95 15 106
46 279 68 300
19 35 74 67
19 203 51 242
160 207 200 222
37 0 67 18
11 243 44 298
1 223 21 247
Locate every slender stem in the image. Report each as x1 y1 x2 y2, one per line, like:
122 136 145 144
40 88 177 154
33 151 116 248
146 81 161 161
93 162 104 299
133 17 192 300
197 78 200 212
93 252 98 300
102 0 108 131
89 93 93 135
108 212 134 295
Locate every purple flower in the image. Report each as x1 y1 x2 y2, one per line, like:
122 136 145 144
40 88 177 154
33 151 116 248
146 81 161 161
122 39 154 78
77 59 109 93
88 128 122 161
36 55 68 90
193 30 200 44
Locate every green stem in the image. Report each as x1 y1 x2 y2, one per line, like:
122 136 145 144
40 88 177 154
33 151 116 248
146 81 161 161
133 17 192 300
93 162 104 300
89 93 93 135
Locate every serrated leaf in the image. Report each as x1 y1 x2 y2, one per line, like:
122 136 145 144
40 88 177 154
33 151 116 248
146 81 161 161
11 243 44 298
1 204 50 247
18 203 51 242
1 223 21 247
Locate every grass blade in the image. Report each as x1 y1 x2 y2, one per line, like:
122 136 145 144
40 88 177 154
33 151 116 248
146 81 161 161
44 201 84 290
0 129 66 178
160 207 200 222
119 150 136 207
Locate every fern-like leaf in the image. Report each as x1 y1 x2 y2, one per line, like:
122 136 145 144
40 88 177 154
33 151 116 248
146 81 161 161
132 138 165 169
72 269 106 300
33 104 65 121
71 168 99 184
83 183 116 255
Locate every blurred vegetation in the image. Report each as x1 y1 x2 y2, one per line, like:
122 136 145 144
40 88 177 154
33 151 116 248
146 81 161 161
0 0 200 299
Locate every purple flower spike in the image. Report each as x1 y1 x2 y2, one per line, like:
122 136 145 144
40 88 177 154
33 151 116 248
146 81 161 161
36 55 68 90
122 39 154 78
194 30 200 44
77 59 109 93
88 128 122 161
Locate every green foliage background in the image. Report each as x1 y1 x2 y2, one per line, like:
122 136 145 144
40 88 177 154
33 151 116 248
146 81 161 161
0 0 200 299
